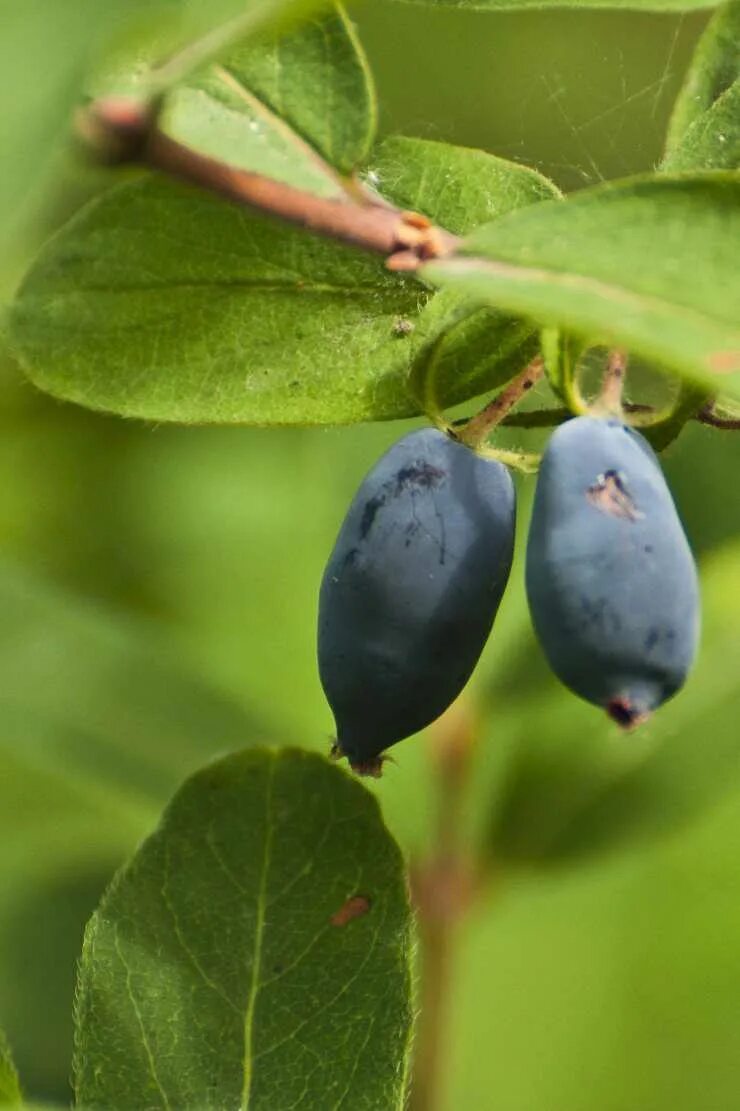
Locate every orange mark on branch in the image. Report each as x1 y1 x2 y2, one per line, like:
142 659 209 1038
708 350 740 375
331 895 372 927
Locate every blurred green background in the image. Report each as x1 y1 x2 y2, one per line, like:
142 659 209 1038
2 3 740 1108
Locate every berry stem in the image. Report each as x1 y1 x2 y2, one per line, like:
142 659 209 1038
458 355 544 450
595 348 628 418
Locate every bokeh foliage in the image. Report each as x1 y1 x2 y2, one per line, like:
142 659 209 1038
0 2 739 1109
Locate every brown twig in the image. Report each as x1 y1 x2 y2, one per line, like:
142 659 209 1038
458 355 545 448
79 97 460 271
410 701 480 1111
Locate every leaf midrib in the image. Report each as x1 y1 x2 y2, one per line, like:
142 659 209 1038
430 254 740 355
242 749 277 1108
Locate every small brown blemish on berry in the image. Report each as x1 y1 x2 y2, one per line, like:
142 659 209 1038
331 895 372 927
586 470 644 522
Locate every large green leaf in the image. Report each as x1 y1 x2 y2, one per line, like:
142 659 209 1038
424 174 740 398
664 0 740 155
9 177 423 424
159 3 375 196
0 1029 20 1105
74 748 412 1109
11 133 564 425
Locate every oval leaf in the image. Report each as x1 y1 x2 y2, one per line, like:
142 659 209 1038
9 177 425 424
424 174 740 397
74 748 412 1109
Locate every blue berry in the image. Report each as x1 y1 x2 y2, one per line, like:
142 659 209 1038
526 416 700 725
318 428 515 772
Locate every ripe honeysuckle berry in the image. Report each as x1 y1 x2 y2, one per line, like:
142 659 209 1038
318 427 516 775
525 416 700 726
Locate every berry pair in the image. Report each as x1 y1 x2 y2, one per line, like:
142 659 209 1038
318 417 699 774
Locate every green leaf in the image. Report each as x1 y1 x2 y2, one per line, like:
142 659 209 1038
10 177 424 424
74 748 412 1109
367 135 560 235
0 1030 21 1106
364 138 556 412
664 0 740 156
382 0 717 11
158 4 375 195
539 327 586 411
407 291 539 417
662 81 740 170
424 174 740 398
485 539 740 866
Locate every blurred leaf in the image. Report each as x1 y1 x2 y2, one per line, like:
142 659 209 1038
0 0 103 256
485 539 740 865
0 0 329 259
0 558 262 812
0 1029 20 1105
0 857 115 1107
74 748 412 1109
424 174 740 396
640 379 712 451
159 4 375 195
368 134 560 235
384 0 717 10
663 0 740 156
706 392 740 421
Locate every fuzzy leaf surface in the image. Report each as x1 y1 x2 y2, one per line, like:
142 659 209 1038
159 3 375 195
12 136 566 423
74 748 412 1110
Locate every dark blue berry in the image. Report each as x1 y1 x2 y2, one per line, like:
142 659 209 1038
318 428 516 772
